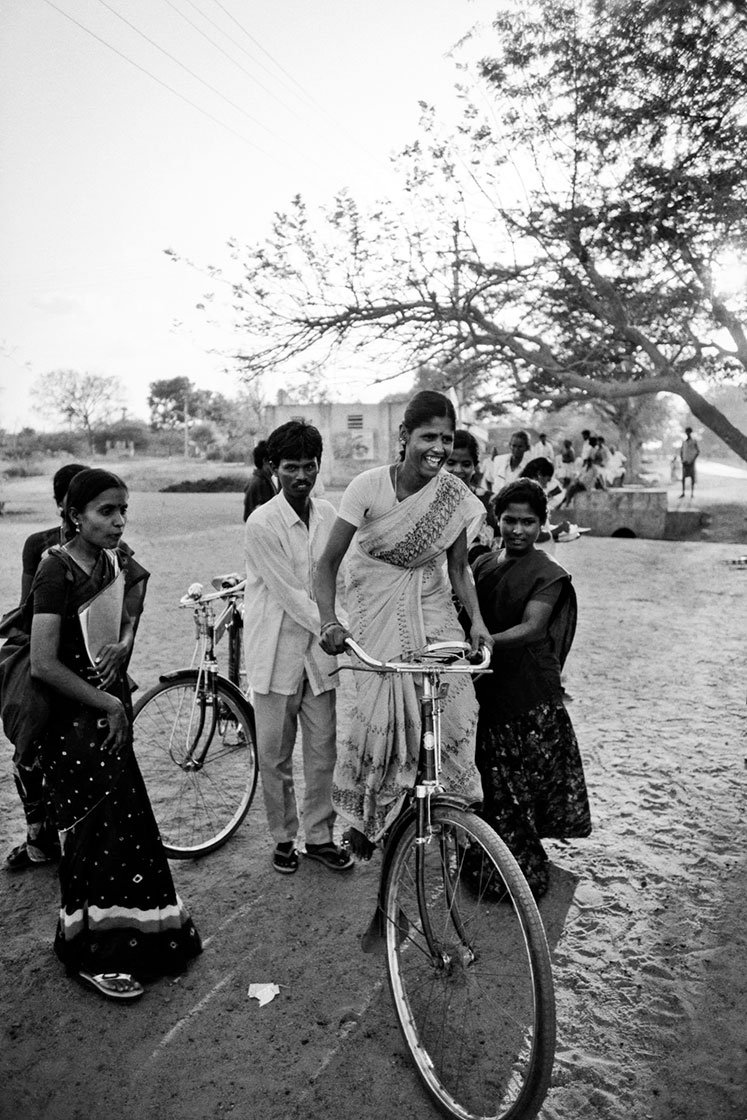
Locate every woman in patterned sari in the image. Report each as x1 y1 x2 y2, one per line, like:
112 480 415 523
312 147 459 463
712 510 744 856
315 392 492 857
30 469 201 1001
470 478 591 898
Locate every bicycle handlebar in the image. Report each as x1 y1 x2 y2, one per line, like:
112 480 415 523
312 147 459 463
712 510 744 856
179 575 246 607
342 637 491 674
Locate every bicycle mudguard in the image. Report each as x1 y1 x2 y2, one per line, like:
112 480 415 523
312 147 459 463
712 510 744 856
377 794 478 911
153 669 251 712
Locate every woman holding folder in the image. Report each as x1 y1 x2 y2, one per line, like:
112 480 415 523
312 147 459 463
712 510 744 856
29 469 201 1001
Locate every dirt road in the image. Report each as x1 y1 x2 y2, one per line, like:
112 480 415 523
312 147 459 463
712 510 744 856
1 483 745 1120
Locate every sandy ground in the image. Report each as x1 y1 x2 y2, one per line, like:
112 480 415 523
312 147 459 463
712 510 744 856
0 471 746 1120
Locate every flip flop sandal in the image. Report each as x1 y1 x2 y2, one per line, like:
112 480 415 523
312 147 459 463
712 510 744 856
272 845 299 874
341 828 376 862
78 972 144 1001
5 842 54 871
304 843 355 872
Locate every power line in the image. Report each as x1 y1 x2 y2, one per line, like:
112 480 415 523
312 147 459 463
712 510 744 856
160 0 302 122
90 0 279 138
182 0 314 112
209 0 320 107
41 0 273 156
206 0 393 174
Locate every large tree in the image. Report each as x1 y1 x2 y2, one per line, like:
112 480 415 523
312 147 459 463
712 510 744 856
33 370 124 451
202 0 747 460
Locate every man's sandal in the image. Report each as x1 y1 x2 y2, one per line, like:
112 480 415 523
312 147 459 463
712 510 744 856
78 971 144 1001
304 843 355 873
273 843 299 874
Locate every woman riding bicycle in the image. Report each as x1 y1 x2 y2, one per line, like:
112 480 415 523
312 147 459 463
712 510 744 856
315 391 492 857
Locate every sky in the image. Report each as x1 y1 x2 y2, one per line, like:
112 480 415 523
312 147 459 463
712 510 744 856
0 0 498 432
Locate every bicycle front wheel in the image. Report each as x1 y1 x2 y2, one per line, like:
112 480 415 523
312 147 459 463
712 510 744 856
133 672 258 859
384 804 555 1120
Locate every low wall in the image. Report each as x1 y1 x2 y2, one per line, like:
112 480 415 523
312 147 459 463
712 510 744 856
562 488 669 539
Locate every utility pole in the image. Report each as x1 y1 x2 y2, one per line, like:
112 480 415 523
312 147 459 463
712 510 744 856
183 389 189 459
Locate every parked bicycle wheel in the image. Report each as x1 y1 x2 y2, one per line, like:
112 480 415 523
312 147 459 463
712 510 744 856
383 804 555 1120
133 671 258 858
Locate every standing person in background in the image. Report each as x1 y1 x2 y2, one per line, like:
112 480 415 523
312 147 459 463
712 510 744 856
7 463 87 870
557 440 577 488
7 463 146 872
530 432 554 463
679 427 700 499
243 421 353 876
579 429 592 464
480 446 499 493
445 429 499 561
492 431 531 490
242 440 276 521
315 391 492 858
519 459 571 554
30 468 201 1000
469 478 591 899
20 463 88 602
594 436 611 471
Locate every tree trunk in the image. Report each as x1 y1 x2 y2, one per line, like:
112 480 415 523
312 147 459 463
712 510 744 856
673 379 747 462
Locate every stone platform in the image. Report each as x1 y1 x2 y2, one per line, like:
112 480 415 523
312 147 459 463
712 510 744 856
561 488 707 540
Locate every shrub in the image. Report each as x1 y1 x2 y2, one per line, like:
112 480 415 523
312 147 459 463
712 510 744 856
160 475 248 493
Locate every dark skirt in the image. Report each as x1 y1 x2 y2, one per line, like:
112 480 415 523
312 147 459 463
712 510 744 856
474 700 592 897
46 710 201 980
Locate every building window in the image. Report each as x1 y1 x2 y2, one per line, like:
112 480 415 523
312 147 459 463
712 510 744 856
347 414 363 429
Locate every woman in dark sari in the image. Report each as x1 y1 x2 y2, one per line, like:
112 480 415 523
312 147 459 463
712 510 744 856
30 469 201 1000
470 478 591 898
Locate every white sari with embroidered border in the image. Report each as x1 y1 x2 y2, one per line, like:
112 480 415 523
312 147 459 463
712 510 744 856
332 469 485 840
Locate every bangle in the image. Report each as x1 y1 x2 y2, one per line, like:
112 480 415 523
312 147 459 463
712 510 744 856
320 620 341 634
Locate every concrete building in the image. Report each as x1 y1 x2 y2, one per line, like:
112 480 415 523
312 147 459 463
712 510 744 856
262 399 408 488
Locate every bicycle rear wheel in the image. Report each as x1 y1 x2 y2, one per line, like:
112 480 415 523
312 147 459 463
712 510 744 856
383 804 555 1120
133 672 258 858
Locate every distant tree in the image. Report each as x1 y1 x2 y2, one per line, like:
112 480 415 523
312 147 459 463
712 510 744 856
147 377 193 430
33 370 124 451
195 0 747 462
190 388 232 427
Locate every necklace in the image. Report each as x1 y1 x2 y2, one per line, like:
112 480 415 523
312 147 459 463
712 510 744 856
393 462 401 499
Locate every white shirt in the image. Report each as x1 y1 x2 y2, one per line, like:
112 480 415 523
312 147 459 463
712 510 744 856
243 492 339 696
530 438 554 462
492 452 528 489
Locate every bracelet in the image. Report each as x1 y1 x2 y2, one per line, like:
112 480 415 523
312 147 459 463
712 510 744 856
320 620 341 634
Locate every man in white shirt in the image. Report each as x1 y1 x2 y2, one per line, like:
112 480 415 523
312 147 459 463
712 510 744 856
529 432 554 463
492 430 531 490
244 421 353 876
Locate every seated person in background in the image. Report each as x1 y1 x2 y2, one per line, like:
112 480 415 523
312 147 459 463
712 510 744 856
558 455 607 507
243 440 277 521
605 445 626 487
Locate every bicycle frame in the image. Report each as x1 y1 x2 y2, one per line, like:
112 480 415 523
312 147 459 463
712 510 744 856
174 578 248 768
341 637 490 958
